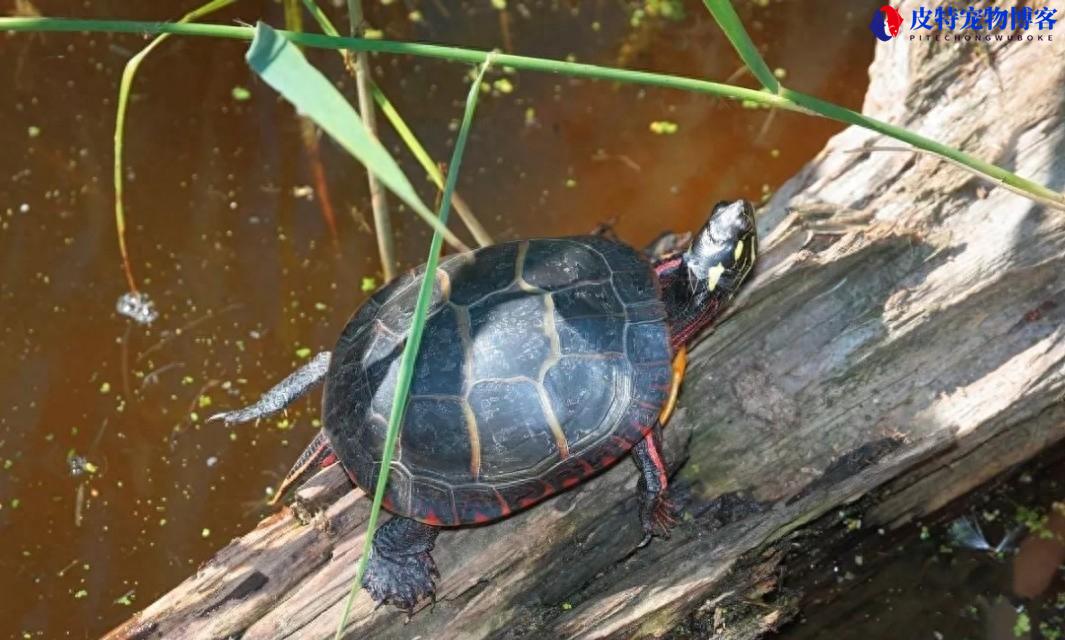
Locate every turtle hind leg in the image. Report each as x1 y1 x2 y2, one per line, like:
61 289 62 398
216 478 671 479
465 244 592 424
268 429 337 505
209 351 331 425
362 517 440 614
631 420 678 547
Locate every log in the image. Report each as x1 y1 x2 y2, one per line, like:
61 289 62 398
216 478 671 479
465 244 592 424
106 3 1065 638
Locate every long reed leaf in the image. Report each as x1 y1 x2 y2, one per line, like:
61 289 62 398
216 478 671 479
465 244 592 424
3 17 1061 210
332 53 495 639
244 22 470 252
113 0 237 293
701 0 779 93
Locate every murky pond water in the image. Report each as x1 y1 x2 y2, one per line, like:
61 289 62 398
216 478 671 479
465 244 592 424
0 0 874 636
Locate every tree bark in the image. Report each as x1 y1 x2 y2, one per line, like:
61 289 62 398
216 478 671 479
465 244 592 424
105 3 1065 638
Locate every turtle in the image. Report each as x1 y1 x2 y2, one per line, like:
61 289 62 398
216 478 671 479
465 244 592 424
211 199 757 612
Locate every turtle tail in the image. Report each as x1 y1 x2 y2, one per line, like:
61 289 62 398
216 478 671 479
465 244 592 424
268 429 337 505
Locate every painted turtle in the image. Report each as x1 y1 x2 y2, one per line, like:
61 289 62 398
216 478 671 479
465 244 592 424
212 200 757 611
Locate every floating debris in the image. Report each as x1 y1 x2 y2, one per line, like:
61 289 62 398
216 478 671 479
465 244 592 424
948 515 1024 554
116 291 159 325
649 120 679 135
114 591 135 606
67 452 97 477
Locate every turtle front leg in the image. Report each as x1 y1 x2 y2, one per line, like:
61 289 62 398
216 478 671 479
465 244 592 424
631 420 678 547
363 516 441 614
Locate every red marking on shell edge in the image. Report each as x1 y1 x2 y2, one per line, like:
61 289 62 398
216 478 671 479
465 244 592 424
562 476 581 488
493 490 512 517
631 421 653 436
473 512 491 524
578 459 595 474
381 496 395 511
422 511 443 526
320 452 338 468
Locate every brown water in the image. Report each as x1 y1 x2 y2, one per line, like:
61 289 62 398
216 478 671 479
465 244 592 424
0 1 874 636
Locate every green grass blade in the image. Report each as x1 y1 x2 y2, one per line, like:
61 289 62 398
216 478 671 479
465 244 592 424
244 22 470 253
114 0 238 293
3 17 1061 211
701 0 779 93
299 0 493 247
333 55 494 639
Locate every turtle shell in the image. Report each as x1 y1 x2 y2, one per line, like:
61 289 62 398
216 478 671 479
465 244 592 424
322 236 672 526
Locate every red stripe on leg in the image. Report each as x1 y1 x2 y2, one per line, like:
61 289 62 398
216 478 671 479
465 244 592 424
645 436 668 491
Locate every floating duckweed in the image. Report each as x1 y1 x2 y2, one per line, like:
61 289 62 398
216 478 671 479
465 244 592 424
73 589 87 599
231 86 251 101
27 125 40 138
99 382 111 394
114 591 135 606
361 277 377 292
561 602 573 610
295 347 313 359
770 148 780 158
408 10 423 22
197 395 212 408
773 67 787 79
491 0 506 8
201 528 211 538
493 78 514 94
3 459 11 470
314 302 328 311
649 120 679 134
363 28 383 39
565 178 577 188
1014 612 1030 636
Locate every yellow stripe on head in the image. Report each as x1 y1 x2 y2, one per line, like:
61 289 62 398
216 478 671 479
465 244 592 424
705 263 726 291
734 241 744 261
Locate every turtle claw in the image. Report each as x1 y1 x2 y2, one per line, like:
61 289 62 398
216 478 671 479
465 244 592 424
362 549 439 614
639 493 678 543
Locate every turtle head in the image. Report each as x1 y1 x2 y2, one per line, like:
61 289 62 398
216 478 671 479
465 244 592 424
683 199 757 300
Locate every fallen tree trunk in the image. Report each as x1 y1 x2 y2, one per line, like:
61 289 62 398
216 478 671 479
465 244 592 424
107 3 1065 638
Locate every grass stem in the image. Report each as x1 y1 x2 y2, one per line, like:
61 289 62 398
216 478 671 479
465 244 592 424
347 0 397 280
332 53 495 640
